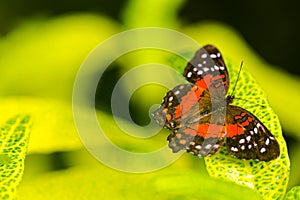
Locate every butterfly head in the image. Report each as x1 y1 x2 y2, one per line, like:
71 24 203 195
226 95 235 104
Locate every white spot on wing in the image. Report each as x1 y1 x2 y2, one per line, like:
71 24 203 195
210 54 217 58
170 122 175 128
187 72 192 78
246 135 251 142
197 70 203 75
254 127 258 134
260 147 266 153
203 67 209 72
220 66 225 70
195 145 201 150
265 138 270 145
201 53 207 58
239 138 245 144
231 147 238 152
174 90 180 95
198 63 202 67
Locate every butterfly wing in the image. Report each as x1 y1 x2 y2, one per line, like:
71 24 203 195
225 105 280 161
153 45 230 156
184 44 230 93
169 44 229 156
168 112 226 157
152 83 204 130
153 44 229 128
153 83 225 156
166 89 227 157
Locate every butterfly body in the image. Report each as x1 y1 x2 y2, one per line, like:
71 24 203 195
152 45 280 161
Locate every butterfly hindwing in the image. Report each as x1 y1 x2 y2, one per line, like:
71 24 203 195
225 105 280 161
168 114 226 157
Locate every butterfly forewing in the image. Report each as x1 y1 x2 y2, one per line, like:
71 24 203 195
152 83 202 130
183 45 230 93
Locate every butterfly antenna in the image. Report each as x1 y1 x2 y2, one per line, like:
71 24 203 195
230 61 267 109
229 60 244 97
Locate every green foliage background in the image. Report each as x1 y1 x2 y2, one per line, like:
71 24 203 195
0 0 299 199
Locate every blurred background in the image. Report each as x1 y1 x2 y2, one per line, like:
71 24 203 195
1 0 299 74
0 0 299 199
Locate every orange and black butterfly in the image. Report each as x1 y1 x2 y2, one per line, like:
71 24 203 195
152 45 279 161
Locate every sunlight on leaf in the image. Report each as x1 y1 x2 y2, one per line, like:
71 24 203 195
154 171 262 200
0 97 82 154
18 156 261 200
0 115 31 200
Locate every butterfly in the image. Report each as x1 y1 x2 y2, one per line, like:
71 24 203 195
152 44 280 161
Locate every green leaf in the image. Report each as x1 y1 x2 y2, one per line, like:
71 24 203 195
0 13 119 102
154 171 262 200
122 0 184 28
15 104 260 199
0 97 82 154
202 59 290 200
0 115 31 200
18 152 262 200
284 186 300 200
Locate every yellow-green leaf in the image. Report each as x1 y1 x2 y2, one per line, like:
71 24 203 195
285 186 300 200
203 59 289 200
0 97 82 154
18 152 262 200
0 115 31 200
122 0 184 28
0 13 119 102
